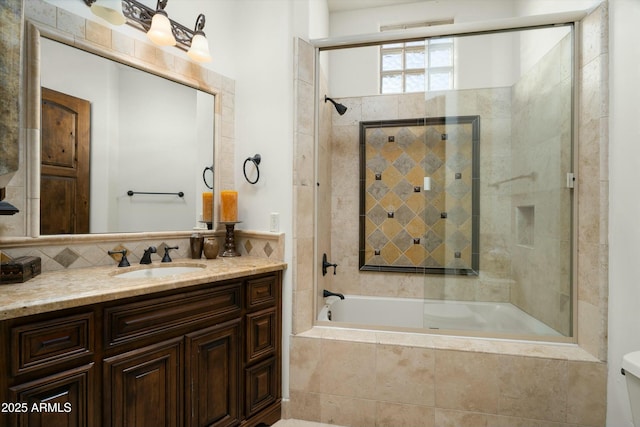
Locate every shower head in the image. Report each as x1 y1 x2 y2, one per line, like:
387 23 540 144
324 95 348 115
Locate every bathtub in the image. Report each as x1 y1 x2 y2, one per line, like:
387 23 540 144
318 295 561 336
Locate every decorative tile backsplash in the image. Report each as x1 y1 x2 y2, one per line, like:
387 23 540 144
0 230 284 273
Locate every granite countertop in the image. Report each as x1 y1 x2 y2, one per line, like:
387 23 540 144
0 257 287 321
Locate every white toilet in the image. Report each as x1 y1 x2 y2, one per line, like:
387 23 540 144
623 351 640 427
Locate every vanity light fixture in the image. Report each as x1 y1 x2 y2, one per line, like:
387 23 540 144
146 0 176 46
87 0 126 25
187 14 212 63
83 0 212 63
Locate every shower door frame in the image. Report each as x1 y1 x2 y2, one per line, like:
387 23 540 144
311 10 584 342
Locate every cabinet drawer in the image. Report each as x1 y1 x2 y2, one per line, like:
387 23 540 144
245 357 278 418
246 275 278 311
246 308 276 364
9 363 95 427
11 312 94 376
105 283 241 347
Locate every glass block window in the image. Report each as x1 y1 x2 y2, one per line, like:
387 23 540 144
380 21 454 94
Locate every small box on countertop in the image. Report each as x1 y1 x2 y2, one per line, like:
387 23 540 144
0 256 42 284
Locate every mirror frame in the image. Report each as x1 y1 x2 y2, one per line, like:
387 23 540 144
1 18 225 246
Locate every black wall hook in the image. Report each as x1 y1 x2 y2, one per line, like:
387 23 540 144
243 154 261 184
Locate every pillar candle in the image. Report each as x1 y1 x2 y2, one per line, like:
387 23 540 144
220 190 238 222
202 192 213 222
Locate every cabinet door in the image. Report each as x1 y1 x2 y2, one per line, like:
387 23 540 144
103 338 182 427
9 363 94 427
185 319 240 427
244 357 278 419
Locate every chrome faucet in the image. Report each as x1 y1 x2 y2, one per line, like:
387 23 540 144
140 246 157 264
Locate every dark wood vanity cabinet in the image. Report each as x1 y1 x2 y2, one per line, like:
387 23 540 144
0 271 283 427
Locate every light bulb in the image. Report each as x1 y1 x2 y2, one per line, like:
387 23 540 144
147 11 176 46
187 32 212 63
90 0 125 25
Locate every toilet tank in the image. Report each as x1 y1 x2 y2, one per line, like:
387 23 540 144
623 351 640 427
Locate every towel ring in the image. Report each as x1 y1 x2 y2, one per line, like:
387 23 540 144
202 165 214 189
243 154 261 184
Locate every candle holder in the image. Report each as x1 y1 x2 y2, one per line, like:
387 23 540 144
220 221 241 257
198 221 213 230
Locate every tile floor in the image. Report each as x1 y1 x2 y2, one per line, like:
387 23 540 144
272 419 343 427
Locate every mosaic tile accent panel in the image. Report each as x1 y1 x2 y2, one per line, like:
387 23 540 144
359 117 480 275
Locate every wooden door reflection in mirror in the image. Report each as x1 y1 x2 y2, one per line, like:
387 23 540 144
41 88 90 234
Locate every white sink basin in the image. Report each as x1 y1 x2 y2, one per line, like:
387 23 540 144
114 265 206 279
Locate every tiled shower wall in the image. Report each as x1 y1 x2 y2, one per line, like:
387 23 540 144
290 4 608 424
509 34 573 335
326 33 574 335
327 88 513 302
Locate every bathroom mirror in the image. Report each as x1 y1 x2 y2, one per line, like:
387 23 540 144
359 116 480 275
39 38 214 234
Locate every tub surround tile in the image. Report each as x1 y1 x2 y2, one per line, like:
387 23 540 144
288 391 322 422
376 345 435 406
293 288 314 334
435 350 499 414
497 356 568 422
318 394 376 427
567 360 607 426
318 340 376 399
376 402 435 427
291 331 606 427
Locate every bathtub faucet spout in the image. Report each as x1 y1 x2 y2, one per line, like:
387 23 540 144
323 289 345 300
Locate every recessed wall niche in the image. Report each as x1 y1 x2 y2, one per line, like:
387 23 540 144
359 116 480 275
516 205 535 247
